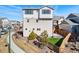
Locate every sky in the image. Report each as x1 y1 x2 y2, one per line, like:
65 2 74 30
0 5 79 21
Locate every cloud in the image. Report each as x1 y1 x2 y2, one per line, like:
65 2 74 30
53 5 79 17
0 5 22 20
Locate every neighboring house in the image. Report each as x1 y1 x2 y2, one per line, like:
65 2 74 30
66 13 79 33
59 13 79 32
0 17 9 31
53 16 64 27
0 17 9 36
19 21 23 27
0 17 9 28
10 20 20 29
59 13 79 41
23 6 54 37
59 19 73 32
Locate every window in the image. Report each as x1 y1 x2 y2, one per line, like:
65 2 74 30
25 10 33 14
42 9 51 14
36 20 38 23
37 28 41 31
27 19 29 22
33 28 35 30
25 28 27 30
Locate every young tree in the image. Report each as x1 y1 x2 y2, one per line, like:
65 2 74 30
28 31 37 40
40 30 48 47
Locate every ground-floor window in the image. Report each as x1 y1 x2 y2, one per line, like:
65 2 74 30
37 28 41 31
33 28 35 30
25 28 27 30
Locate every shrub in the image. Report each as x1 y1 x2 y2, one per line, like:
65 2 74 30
28 31 37 40
40 30 48 46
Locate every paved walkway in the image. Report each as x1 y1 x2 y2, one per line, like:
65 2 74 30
6 32 25 53
13 35 54 53
13 37 41 53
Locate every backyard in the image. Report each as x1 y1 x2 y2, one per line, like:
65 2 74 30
48 37 63 46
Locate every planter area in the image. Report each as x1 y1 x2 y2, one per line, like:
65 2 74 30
48 37 61 45
47 37 63 52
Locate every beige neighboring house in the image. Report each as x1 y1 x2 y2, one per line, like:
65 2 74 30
52 16 64 28
10 20 18 29
19 21 23 27
23 6 54 37
10 20 20 30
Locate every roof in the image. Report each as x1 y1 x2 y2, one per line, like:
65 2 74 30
69 17 79 24
72 13 79 17
22 8 39 10
22 6 54 10
52 16 64 20
64 19 79 25
66 13 79 24
40 6 54 10
60 20 69 24
66 13 79 19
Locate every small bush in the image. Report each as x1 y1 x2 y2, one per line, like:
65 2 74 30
40 30 48 46
28 31 37 40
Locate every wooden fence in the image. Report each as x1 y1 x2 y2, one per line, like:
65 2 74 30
53 28 69 38
53 28 71 53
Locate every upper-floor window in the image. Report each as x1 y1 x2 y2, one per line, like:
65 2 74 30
25 10 33 14
37 28 41 31
42 9 51 14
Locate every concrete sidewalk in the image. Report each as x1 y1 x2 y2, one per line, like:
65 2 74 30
6 32 25 53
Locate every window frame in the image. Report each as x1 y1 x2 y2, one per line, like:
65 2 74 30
42 9 51 14
33 28 35 30
27 19 29 22
25 28 27 30
36 20 38 23
25 10 33 14
37 28 41 31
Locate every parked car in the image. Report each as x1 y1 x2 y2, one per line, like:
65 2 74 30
1 30 7 35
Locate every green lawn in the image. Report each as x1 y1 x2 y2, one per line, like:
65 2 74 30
48 37 60 45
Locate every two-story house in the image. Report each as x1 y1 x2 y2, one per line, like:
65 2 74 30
22 6 54 37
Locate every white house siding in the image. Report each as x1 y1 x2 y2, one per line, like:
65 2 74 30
23 6 54 37
39 7 54 19
23 18 53 37
23 10 38 19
